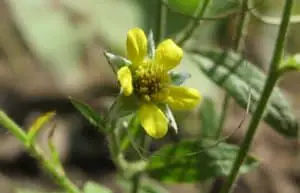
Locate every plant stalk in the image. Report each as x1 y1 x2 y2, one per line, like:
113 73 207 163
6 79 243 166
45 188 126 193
220 0 294 192
216 94 230 138
0 111 80 193
155 0 168 43
131 174 141 193
216 0 250 138
176 0 212 46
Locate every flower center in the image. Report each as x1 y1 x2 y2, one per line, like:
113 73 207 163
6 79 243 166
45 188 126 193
133 71 163 101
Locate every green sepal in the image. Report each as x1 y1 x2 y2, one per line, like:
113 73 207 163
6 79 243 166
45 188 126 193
148 30 155 59
165 105 178 134
169 71 191 85
104 51 131 73
108 94 140 123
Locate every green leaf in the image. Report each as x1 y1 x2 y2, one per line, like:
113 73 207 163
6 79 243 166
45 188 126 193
27 111 56 145
69 97 107 132
187 48 298 138
83 182 112 193
199 97 219 138
168 0 201 16
147 140 258 183
280 54 300 74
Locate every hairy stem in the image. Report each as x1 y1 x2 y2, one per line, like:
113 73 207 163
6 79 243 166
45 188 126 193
220 0 294 192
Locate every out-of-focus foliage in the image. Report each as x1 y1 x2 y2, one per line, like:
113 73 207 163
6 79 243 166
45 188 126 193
199 97 220 138
147 139 258 183
167 0 201 16
2 0 300 193
70 97 106 132
188 48 298 138
17 190 63 193
118 176 170 193
7 0 84 87
6 0 142 90
280 54 300 73
83 182 112 193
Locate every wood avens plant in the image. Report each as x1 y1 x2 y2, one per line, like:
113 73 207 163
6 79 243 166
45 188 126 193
105 28 201 139
0 1 298 193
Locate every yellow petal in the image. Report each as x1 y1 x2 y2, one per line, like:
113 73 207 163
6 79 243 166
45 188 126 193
126 28 147 65
155 39 183 71
138 103 168 139
117 66 133 96
164 86 201 110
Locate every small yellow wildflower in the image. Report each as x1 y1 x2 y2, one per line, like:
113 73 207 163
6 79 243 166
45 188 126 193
117 28 201 139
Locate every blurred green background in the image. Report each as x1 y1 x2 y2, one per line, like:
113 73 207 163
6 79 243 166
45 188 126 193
0 0 299 193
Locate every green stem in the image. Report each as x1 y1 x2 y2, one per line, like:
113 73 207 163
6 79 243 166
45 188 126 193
220 0 294 193
107 128 147 193
155 0 168 43
32 146 81 193
176 0 212 46
131 174 141 193
0 111 27 142
107 131 124 171
0 111 80 193
217 0 249 138
233 0 249 51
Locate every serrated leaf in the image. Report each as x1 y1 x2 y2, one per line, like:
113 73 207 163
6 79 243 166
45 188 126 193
187 48 298 138
27 112 56 145
83 182 112 193
147 140 258 183
199 97 219 138
69 97 107 132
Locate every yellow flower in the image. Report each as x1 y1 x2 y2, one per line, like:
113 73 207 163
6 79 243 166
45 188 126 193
117 28 201 139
